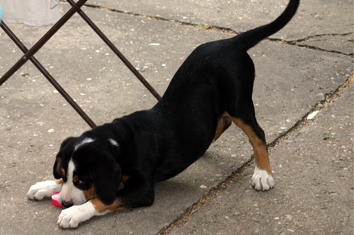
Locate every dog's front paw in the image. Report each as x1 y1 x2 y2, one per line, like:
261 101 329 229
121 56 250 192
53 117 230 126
57 202 96 228
27 180 62 200
252 167 274 191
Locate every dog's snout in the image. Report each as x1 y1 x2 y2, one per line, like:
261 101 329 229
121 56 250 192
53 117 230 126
61 200 73 208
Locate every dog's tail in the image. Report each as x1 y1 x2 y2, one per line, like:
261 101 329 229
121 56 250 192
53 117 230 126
235 0 299 51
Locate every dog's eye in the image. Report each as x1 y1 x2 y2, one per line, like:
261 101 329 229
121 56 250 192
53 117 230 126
73 176 92 190
74 179 87 190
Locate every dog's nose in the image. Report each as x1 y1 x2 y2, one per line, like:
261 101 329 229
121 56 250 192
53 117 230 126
61 200 73 208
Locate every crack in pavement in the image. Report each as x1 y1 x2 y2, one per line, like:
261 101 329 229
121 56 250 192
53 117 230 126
267 38 354 57
79 2 354 56
80 2 241 34
268 32 354 57
287 44 352 57
295 44 353 57
264 38 353 57
290 32 353 43
158 71 354 235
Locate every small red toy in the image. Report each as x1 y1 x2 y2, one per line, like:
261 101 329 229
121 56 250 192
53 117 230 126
51 192 62 207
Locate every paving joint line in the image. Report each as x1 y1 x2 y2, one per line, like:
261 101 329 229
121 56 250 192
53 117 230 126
157 71 353 234
290 32 354 43
289 44 353 57
76 2 353 56
267 37 354 57
78 2 239 33
157 156 254 235
268 70 353 149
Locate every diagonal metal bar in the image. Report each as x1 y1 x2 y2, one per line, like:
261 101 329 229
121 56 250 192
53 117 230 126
0 0 88 86
0 22 97 128
0 0 161 128
66 0 161 101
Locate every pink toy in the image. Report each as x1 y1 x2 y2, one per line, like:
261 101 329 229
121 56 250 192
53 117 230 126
51 192 62 207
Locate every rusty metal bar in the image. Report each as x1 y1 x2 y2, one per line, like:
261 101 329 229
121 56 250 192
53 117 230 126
0 22 97 128
66 0 161 101
0 0 88 85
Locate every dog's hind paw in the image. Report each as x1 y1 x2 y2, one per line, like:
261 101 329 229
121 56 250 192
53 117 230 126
252 166 274 191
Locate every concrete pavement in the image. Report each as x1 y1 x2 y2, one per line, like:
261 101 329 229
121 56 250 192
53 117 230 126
0 0 352 234
170 81 353 235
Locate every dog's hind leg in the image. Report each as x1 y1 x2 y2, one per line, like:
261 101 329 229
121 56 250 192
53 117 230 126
226 100 274 191
213 112 232 142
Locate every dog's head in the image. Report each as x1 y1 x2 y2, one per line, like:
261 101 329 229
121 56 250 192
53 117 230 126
53 137 122 207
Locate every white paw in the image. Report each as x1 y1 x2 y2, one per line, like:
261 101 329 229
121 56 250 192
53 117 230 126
252 166 274 191
57 201 96 228
27 180 62 200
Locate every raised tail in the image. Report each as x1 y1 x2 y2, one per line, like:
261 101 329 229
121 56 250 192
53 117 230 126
236 0 299 51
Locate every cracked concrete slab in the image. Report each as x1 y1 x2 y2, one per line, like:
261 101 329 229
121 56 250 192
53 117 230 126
170 82 353 235
0 1 352 234
89 0 353 40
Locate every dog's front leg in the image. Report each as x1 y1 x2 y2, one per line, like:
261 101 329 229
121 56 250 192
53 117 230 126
57 197 122 228
27 179 63 200
58 178 154 228
57 196 135 228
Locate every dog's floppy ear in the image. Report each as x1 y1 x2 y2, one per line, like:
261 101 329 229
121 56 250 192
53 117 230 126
89 151 122 205
53 137 78 179
53 156 62 179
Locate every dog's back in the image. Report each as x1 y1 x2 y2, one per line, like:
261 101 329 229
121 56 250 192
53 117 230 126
152 0 299 182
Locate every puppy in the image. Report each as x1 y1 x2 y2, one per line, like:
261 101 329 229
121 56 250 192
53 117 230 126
27 0 299 228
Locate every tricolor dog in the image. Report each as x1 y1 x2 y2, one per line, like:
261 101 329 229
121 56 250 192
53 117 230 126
27 0 299 228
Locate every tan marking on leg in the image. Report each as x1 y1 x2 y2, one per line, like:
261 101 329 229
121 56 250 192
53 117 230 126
55 178 64 185
61 169 66 178
91 196 126 214
84 184 96 201
231 117 272 175
122 175 130 184
213 112 232 141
